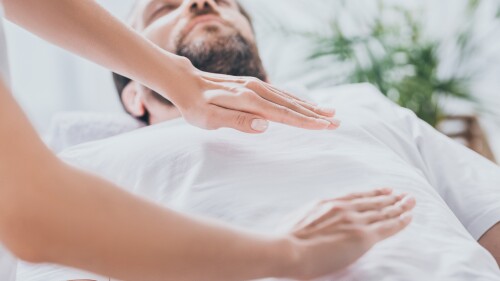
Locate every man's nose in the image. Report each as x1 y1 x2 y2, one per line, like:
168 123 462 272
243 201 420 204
185 0 218 16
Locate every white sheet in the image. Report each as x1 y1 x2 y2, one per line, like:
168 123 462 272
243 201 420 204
16 264 109 281
19 84 500 280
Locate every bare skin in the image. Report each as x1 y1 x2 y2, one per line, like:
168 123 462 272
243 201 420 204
0 0 414 280
479 223 500 266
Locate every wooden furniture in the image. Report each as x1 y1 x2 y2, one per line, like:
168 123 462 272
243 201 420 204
437 115 496 163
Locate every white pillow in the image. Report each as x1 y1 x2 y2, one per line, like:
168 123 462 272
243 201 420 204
44 111 144 153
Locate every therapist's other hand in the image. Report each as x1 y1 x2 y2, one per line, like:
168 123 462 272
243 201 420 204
166 59 340 133
283 188 415 280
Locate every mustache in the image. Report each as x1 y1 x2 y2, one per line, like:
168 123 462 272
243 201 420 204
192 7 218 18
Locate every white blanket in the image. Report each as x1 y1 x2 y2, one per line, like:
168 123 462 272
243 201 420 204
19 84 500 280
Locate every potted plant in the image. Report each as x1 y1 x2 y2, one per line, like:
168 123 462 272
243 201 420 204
297 0 498 161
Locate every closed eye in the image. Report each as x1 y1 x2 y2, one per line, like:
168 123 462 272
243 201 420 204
148 3 179 24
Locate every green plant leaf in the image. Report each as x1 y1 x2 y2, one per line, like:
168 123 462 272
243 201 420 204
282 2 477 127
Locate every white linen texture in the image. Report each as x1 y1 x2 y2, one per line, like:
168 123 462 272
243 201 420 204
19 84 500 280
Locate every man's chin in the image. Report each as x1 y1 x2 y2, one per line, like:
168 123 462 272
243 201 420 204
175 25 267 82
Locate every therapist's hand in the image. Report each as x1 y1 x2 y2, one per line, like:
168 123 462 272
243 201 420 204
281 188 415 280
164 59 340 133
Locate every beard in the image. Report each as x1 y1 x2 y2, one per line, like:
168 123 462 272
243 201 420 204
175 25 267 81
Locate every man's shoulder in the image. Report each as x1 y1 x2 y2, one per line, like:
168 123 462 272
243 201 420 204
309 83 391 105
307 83 402 118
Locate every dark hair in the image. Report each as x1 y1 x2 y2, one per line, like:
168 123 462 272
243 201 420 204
112 2 253 123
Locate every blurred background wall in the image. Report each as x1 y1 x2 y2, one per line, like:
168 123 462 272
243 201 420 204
4 0 135 131
4 0 500 155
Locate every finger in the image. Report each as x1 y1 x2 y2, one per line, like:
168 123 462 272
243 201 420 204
299 195 409 232
265 83 311 103
203 73 337 119
262 83 326 112
369 213 413 241
265 86 337 122
334 188 394 201
360 196 416 224
301 202 348 229
209 106 269 134
257 83 337 119
349 194 406 212
205 73 327 114
300 189 394 229
261 102 335 130
296 100 336 118
243 81 339 126
291 202 334 230
211 91 335 130
311 195 413 233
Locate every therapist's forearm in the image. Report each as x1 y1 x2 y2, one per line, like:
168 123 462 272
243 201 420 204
0 82 291 281
11 164 291 281
2 0 187 95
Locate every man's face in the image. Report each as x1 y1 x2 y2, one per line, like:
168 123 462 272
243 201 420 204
121 0 267 124
134 0 255 54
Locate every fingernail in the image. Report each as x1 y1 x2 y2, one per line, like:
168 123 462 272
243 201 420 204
327 124 338 130
251 119 269 132
329 119 341 127
399 212 413 223
325 119 341 130
316 119 331 127
403 196 416 206
396 196 409 206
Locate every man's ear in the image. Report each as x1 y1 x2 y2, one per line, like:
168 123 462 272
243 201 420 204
121 82 146 117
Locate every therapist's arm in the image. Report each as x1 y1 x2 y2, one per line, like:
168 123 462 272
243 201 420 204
1 0 339 133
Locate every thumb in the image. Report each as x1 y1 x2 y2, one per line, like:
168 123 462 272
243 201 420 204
214 108 269 134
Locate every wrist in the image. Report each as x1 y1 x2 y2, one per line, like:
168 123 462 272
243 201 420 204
152 52 200 104
265 236 302 279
